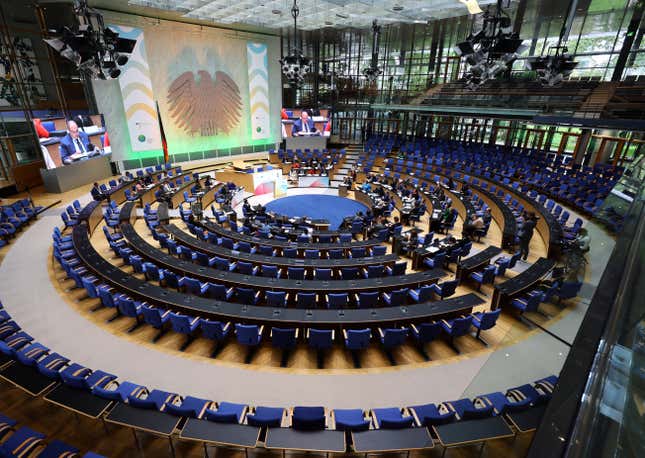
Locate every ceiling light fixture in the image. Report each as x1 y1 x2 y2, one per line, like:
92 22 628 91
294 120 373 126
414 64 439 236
362 19 383 84
279 0 311 87
454 0 525 90
527 46 578 87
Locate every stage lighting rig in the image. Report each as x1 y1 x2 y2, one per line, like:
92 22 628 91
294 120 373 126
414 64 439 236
43 0 135 80
527 46 578 87
362 20 383 85
280 0 311 87
454 0 525 90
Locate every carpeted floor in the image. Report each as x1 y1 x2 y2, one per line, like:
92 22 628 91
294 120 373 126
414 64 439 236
265 194 367 230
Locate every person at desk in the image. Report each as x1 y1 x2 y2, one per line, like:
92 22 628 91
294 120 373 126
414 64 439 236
90 182 107 201
204 175 213 188
59 120 96 164
291 111 319 136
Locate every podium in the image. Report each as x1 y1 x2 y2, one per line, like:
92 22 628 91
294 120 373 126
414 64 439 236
286 135 327 151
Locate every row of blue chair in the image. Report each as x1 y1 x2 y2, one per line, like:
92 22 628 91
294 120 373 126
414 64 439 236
1 199 42 246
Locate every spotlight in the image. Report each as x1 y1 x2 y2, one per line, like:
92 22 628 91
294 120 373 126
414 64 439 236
109 68 121 79
527 47 578 87
115 53 129 66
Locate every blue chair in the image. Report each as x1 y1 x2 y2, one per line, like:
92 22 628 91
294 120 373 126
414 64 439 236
371 245 387 256
36 353 69 379
169 313 201 351
469 264 496 291
424 252 445 269
382 288 409 306
555 281 583 303
409 403 456 426
315 268 332 280
510 293 542 316
379 327 408 365
430 280 459 299
304 249 320 259
477 392 531 416
292 406 326 430
441 316 474 354
328 249 343 259
141 305 170 343
261 265 280 278
271 327 298 367
386 261 407 275
246 406 284 427
340 267 359 280
356 291 379 308
495 251 521 271
266 291 287 307
128 389 175 410
282 247 298 258
203 283 234 301
200 320 231 357
115 297 145 333
408 285 434 303
236 287 260 304
183 190 196 204
165 396 210 418
410 322 442 360
204 401 247 424
183 277 207 296
307 328 334 368
371 408 414 429
235 324 264 363
471 310 501 346
344 328 371 367
0 427 45 457
446 398 494 420
296 292 317 309
237 261 259 276
287 267 305 280
237 241 255 254
350 247 366 258
333 409 370 431
363 265 384 278
15 343 49 366
326 293 348 308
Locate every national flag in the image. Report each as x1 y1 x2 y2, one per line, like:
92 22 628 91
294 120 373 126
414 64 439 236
156 100 169 163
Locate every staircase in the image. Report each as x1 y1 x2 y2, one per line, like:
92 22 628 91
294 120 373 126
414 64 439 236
330 145 362 188
575 82 619 118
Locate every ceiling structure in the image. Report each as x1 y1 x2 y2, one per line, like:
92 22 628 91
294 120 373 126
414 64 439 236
124 0 499 31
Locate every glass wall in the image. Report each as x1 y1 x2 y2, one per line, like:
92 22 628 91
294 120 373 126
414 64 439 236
285 0 642 107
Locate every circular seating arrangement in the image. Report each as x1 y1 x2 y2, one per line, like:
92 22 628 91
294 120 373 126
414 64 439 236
1 137 596 454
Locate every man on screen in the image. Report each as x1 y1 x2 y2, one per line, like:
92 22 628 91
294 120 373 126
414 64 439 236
59 120 96 164
291 111 319 136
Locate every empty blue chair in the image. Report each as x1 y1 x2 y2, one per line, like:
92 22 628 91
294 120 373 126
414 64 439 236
408 285 434 303
308 328 334 368
282 247 298 258
556 281 583 303
315 268 332 280
236 287 260 304
363 265 384 278
471 310 501 345
287 267 305 280
94 381 146 402
386 261 407 276
344 328 371 367
165 396 210 418
246 406 284 427
128 389 176 410
115 297 144 332
409 403 456 426
204 401 247 423
441 316 474 353
304 249 320 259
36 353 69 379
340 267 359 279
237 241 255 254
372 245 387 256
15 343 49 366
38 439 79 458
469 264 496 291
510 292 542 315
183 277 207 296
203 283 234 301
258 245 275 256
430 280 459 299
271 327 298 366
382 288 409 306
356 291 379 308
424 252 445 269
326 293 348 308
446 398 494 420
237 261 259 276
477 392 531 416
200 320 231 357
333 409 370 431
296 292 317 309
261 265 280 278
350 247 366 258
235 324 264 363
372 408 414 429
0 427 45 457
266 291 287 307
410 322 442 359
328 249 343 259
292 406 326 430
169 313 201 351
379 327 408 364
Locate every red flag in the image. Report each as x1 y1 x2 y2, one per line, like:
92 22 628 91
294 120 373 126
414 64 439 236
156 100 169 163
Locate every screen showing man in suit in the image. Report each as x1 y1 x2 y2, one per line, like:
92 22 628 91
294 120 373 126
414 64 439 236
291 111 320 136
59 120 96 164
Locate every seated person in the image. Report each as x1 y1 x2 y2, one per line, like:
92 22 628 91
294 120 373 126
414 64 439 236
291 111 319 136
90 182 107 201
204 175 213 188
59 120 97 164
462 214 485 239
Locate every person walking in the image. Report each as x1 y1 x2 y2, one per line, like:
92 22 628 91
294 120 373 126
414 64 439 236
519 214 536 261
